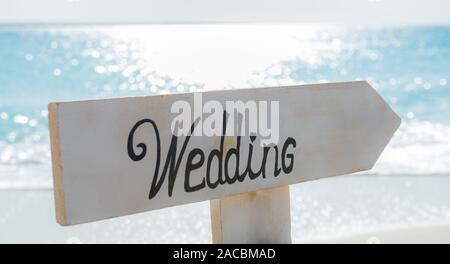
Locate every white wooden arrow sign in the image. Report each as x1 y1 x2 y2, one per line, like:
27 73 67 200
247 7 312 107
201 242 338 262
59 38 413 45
48 81 400 242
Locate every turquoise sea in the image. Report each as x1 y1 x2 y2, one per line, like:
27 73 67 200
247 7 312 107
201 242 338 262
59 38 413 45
0 25 449 242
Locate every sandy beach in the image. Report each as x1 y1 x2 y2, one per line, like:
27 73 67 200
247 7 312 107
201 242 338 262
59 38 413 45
1 174 449 243
1 24 449 244
309 224 450 243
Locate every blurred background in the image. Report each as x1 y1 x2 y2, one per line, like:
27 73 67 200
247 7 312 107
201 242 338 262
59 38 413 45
0 0 449 243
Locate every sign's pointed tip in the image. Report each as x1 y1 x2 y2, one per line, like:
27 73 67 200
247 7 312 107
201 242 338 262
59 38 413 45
394 113 402 131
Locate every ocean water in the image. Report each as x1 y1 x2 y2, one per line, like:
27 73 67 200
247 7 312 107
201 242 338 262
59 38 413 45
0 25 450 242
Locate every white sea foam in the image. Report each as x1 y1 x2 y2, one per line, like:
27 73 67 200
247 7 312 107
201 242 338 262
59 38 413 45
1 25 449 189
0 120 449 189
0 25 449 242
372 121 450 175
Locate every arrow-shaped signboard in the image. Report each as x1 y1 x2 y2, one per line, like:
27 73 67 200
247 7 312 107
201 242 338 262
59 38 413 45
49 81 400 227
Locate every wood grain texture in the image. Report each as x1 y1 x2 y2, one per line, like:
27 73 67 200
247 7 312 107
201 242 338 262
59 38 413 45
48 103 67 225
210 199 223 244
210 186 291 244
48 81 401 225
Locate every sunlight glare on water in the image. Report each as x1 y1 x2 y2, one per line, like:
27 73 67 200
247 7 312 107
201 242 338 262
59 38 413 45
1 25 449 189
0 24 450 242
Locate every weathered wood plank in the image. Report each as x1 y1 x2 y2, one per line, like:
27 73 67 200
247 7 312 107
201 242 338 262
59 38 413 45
210 186 291 243
48 81 400 225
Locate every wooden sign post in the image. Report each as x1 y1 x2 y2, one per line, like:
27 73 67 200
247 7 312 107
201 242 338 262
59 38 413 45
48 81 400 243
